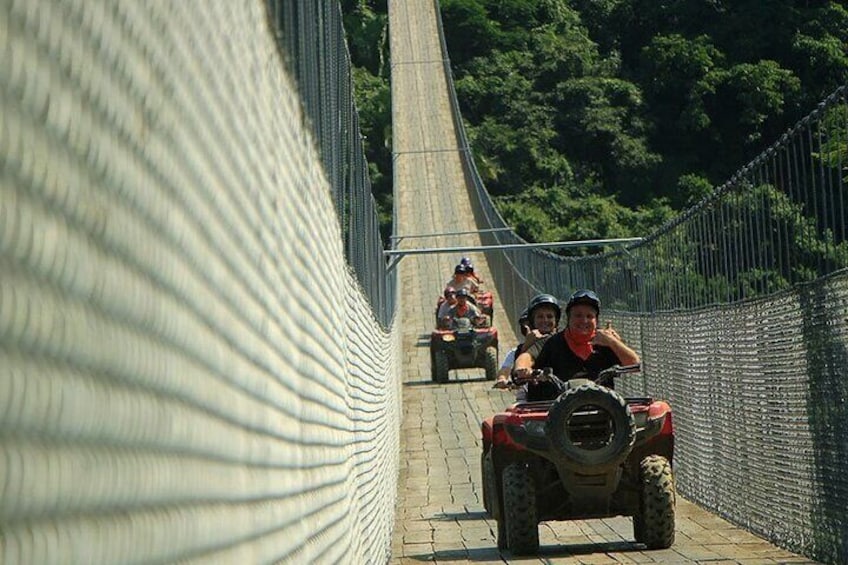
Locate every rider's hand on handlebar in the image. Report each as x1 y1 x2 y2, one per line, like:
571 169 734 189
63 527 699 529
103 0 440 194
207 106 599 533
492 377 511 390
512 366 534 383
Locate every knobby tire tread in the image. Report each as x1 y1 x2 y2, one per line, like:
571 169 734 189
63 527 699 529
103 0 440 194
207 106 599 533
635 455 676 549
502 463 539 555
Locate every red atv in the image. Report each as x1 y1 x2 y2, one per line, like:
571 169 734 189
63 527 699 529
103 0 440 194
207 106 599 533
430 317 499 383
481 365 675 555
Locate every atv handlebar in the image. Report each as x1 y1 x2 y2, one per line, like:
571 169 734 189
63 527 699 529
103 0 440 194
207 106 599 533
509 363 641 388
510 367 559 387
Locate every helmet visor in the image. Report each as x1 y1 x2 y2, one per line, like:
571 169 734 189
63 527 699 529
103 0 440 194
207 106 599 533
568 289 600 311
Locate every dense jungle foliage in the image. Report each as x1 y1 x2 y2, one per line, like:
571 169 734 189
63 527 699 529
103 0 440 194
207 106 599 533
341 0 848 249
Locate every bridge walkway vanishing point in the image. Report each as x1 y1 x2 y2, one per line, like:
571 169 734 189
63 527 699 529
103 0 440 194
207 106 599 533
386 2 818 564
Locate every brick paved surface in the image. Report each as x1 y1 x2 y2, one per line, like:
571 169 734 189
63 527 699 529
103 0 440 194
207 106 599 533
387 1 819 563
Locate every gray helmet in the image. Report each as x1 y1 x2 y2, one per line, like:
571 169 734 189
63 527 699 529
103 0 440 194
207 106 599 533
566 289 600 315
526 294 561 326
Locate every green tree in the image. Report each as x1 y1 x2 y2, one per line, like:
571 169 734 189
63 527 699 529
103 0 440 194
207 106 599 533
342 0 389 76
343 1 393 241
790 3 848 106
496 186 674 249
686 60 802 181
345 0 848 248
552 77 661 205
638 34 725 204
439 0 500 66
639 34 724 135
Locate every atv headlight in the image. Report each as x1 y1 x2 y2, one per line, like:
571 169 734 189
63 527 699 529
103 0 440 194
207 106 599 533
441 334 455 342
523 420 547 437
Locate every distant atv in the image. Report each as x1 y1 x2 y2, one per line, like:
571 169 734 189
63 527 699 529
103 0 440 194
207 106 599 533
430 317 499 383
481 365 675 555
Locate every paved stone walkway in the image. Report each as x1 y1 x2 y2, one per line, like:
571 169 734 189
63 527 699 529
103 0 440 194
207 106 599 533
386 1 820 563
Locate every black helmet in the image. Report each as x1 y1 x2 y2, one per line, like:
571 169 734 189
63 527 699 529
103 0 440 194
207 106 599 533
454 264 467 275
566 289 600 315
456 288 470 298
526 294 561 326
459 256 472 267
518 309 530 335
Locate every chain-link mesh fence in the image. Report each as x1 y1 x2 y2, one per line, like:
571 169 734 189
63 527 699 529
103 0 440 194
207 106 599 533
267 0 394 326
0 1 398 562
434 0 847 561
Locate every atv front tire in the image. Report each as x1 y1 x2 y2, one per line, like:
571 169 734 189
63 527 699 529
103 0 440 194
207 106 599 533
633 455 675 549
545 382 636 471
433 351 450 384
483 346 498 381
496 516 507 550
502 463 539 555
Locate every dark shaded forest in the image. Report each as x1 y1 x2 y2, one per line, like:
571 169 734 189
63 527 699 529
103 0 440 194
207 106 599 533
342 0 848 249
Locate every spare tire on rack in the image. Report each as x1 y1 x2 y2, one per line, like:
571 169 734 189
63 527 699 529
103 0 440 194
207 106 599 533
545 382 636 471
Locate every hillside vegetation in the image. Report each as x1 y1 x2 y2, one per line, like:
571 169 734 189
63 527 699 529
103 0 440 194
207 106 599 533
343 0 848 250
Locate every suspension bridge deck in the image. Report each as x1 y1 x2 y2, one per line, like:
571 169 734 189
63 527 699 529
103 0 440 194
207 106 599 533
387 1 816 563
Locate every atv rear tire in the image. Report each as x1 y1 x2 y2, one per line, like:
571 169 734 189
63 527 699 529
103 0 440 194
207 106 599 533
483 346 498 381
502 463 539 555
634 455 675 549
545 382 635 471
434 351 450 384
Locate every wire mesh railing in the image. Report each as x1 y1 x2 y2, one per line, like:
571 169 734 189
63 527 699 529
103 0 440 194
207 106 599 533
0 1 400 562
433 1 847 562
266 0 395 327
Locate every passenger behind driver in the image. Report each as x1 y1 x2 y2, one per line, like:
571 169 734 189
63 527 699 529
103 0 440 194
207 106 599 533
513 289 640 401
495 309 530 387
459 257 484 286
522 293 559 350
494 294 561 393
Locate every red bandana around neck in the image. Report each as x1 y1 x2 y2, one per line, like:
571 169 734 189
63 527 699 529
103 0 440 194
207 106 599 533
564 327 595 360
